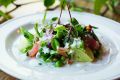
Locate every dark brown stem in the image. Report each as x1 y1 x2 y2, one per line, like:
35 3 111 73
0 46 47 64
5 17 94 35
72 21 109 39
57 6 63 24
67 3 72 20
66 3 72 40
67 26 72 40
7 6 19 14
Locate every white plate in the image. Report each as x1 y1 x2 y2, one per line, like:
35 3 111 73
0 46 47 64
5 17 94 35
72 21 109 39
0 11 120 80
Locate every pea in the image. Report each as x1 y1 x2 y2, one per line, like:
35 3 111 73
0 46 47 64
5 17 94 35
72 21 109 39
54 60 64 67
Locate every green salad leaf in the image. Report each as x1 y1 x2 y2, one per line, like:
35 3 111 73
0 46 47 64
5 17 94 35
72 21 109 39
70 18 84 37
51 38 60 50
20 27 34 42
51 17 58 22
34 23 40 37
19 38 33 53
50 50 57 54
71 18 79 26
34 23 43 37
40 41 47 47
42 10 47 24
74 24 84 37
55 25 66 31
54 25 67 39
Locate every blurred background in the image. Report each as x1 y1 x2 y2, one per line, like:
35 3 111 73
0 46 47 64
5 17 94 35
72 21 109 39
0 0 120 80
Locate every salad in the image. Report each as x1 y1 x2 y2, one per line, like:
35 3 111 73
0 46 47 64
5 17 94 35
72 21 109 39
19 16 102 67
19 5 102 67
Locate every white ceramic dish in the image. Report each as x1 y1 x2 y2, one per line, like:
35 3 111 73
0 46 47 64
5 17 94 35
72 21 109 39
0 11 120 80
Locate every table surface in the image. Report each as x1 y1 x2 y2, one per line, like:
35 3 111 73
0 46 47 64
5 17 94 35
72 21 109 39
0 70 17 80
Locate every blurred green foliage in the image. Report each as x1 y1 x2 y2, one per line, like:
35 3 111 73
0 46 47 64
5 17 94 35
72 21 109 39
0 0 15 23
43 0 120 15
0 0 120 23
0 0 15 7
94 0 108 14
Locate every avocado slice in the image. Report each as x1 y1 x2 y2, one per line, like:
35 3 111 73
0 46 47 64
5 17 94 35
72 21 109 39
73 48 94 62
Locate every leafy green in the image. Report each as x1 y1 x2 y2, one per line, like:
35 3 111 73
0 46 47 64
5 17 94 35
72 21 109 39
51 38 60 50
94 0 108 14
19 38 33 53
70 18 84 37
0 0 15 7
34 23 40 36
39 47 43 53
54 25 67 38
71 18 79 26
50 50 57 54
20 27 34 42
51 17 58 22
44 0 55 8
74 24 84 37
39 31 44 37
39 47 50 61
54 60 64 67
34 23 43 37
42 53 50 61
55 25 66 31
40 41 47 47
45 57 52 62
74 25 83 32
42 10 47 24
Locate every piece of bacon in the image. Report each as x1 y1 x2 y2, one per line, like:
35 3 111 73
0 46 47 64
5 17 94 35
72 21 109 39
28 41 40 58
67 59 73 65
84 37 100 50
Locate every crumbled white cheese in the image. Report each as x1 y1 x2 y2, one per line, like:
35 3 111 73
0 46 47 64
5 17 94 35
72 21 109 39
43 46 50 54
64 43 69 48
71 38 82 48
